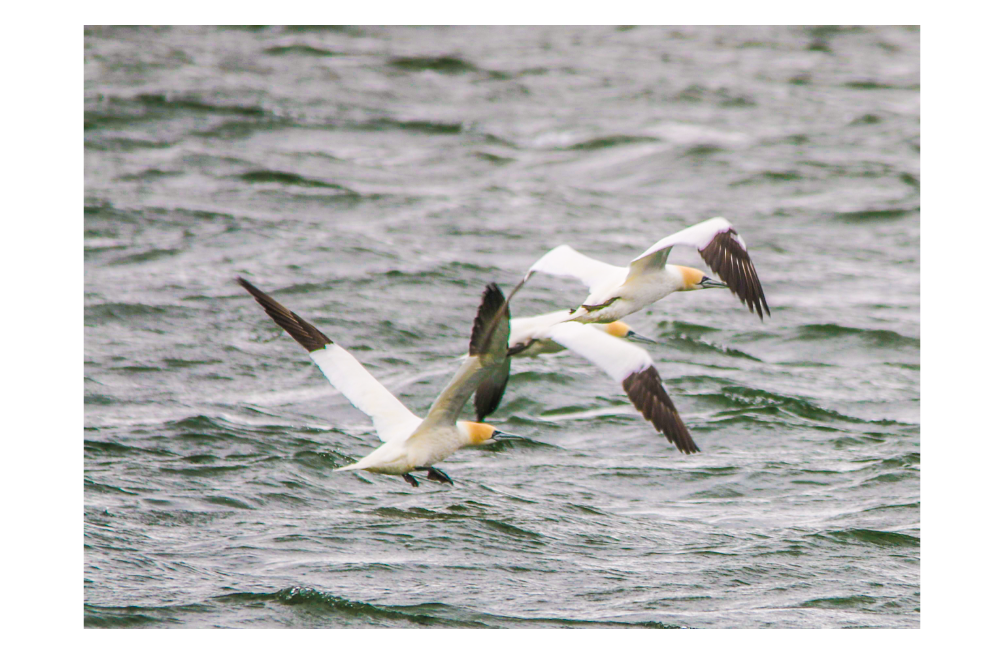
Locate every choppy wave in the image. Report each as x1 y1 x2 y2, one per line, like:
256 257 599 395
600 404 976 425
85 25 919 628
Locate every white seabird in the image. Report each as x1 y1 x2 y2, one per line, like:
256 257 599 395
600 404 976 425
524 216 770 324
474 315 699 454
238 277 521 487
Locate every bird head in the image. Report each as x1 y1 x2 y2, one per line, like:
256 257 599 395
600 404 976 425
678 266 727 292
460 421 520 446
602 321 657 344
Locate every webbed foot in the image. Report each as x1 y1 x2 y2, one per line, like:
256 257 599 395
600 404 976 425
402 473 419 487
418 467 454 485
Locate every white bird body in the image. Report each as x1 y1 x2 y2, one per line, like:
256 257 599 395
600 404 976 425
526 217 769 324
239 278 518 486
575 265 687 324
336 377 489 476
342 342 512 476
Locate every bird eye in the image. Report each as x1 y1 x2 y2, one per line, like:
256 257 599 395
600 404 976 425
701 277 710 284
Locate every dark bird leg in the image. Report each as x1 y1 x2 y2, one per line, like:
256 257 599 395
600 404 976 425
581 297 620 312
402 473 419 487
417 467 454 485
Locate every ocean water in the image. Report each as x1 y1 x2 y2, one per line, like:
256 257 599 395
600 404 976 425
84 25 919 628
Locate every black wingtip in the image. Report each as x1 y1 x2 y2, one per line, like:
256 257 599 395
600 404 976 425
468 280 523 420
468 282 508 356
699 230 770 324
238 277 333 353
622 367 700 455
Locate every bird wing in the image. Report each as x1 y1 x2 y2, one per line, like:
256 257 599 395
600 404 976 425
474 357 511 422
308 348 422 442
508 311 573 350
524 244 626 295
474 309 574 419
545 322 699 454
629 217 770 319
238 278 421 443
408 281 521 445
412 355 488 442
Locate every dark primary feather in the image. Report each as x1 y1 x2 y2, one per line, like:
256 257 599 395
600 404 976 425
468 283 508 356
474 359 511 422
469 280 526 421
622 367 700 454
421 281 520 429
699 230 770 319
237 277 333 352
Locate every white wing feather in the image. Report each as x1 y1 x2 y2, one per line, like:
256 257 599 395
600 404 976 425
544 322 700 454
526 244 626 294
543 322 652 383
309 345 422 443
634 215 738 267
509 311 571 346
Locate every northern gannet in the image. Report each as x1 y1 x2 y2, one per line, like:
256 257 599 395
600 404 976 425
238 277 521 487
474 314 699 454
524 217 770 324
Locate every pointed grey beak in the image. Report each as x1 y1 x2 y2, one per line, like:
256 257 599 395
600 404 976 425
626 330 658 345
699 277 728 289
491 430 522 441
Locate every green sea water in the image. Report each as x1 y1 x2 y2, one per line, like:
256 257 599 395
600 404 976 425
85 25 919 628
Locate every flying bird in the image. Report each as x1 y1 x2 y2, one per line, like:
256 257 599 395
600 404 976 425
238 277 521 487
524 217 769 324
